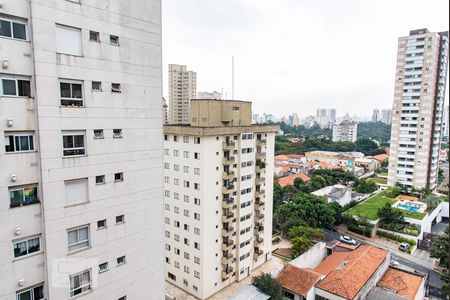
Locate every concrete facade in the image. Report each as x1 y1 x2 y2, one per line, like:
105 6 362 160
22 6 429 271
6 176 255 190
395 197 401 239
163 100 278 299
332 121 358 142
388 29 449 189
0 1 164 299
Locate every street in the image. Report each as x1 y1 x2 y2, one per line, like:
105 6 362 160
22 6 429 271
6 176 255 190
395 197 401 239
323 229 445 290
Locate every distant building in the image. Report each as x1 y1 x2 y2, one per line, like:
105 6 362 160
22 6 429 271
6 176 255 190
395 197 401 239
197 91 222 100
316 108 336 128
332 120 358 142
312 184 352 206
163 97 169 124
443 106 449 139
372 109 380 122
169 64 197 124
388 29 448 189
381 109 393 124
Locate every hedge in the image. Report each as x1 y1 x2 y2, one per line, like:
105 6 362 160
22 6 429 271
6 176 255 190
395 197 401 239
376 230 416 246
348 224 372 237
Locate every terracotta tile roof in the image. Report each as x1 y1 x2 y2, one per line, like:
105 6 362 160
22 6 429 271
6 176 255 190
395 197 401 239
275 155 289 161
287 154 305 159
377 268 424 300
277 265 322 297
373 154 389 162
277 173 311 187
314 251 351 275
315 245 389 299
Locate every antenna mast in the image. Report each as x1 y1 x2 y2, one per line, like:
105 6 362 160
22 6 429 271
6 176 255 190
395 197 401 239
232 56 234 100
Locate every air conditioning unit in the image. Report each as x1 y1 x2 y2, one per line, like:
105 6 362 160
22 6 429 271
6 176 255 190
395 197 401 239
18 279 25 287
15 227 21 235
11 174 17 182
7 118 13 127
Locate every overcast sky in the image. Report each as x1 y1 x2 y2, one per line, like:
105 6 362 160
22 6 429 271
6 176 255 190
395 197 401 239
162 0 449 119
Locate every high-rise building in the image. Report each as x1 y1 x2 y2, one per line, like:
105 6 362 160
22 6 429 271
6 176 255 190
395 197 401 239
163 100 277 299
327 109 337 123
0 1 164 299
316 108 336 128
381 109 393 125
197 91 222 100
316 108 327 119
169 64 197 124
388 29 448 189
372 109 380 122
332 120 358 142
443 106 449 139
163 97 170 124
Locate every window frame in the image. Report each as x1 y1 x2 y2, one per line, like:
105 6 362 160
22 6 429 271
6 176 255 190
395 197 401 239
98 262 108 273
4 132 35 153
91 81 102 91
9 184 39 208
110 35 119 45
13 235 41 259
16 284 44 300
89 31 100 42
93 129 104 139
69 269 92 297
0 17 27 41
113 129 123 138
1 75 32 97
116 255 126 266
59 79 84 107
67 225 90 252
62 131 86 157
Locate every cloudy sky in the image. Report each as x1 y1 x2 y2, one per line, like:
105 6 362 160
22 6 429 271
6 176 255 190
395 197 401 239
162 0 449 119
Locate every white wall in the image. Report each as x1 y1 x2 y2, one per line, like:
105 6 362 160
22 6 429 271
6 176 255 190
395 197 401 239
290 242 327 269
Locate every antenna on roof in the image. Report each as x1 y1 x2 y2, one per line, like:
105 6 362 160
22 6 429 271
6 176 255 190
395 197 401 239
232 55 235 100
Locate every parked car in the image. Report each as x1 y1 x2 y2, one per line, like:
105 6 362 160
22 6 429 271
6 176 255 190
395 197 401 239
339 235 357 245
398 242 410 252
390 260 399 267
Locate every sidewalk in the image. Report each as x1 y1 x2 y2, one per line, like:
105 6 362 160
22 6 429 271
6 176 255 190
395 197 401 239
165 256 285 300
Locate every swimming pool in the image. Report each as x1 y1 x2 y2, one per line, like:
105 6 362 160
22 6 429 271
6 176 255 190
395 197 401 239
398 204 420 212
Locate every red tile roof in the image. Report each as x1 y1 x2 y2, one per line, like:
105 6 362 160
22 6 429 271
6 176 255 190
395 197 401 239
314 251 351 275
373 154 389 162
315 245 389 299
377 268 424 300
275 155 289 161
287 154 305 159
277 173 311 187
277 265 322 297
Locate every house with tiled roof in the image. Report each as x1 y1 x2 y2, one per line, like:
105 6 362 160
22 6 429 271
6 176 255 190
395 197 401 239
277 173 311 187
312 184 352 206
277 265 322 300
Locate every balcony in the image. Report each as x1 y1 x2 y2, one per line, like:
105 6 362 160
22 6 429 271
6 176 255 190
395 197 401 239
221 266 234 279
222 226 234 236
222 156 236 165
222 184 235 194
222 211 235 222
222 239 234 250
256 152 266 160
256 214 265 221
222 170 235 180
222 197 234 209
254 236 264 246
255 160 266 171
255 199 265 208
254 224 264 234
221 254 234 265
255 176 265 184
253 248 263 260
223 141 236 150
255 189 265 197
256 139 267 147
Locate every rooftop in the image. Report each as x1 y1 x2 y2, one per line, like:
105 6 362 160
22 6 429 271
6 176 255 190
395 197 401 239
315 245 389 299
277 265 322 297
377 268 425 300
312 184 350 199
277 173 311 187
228 285 270 300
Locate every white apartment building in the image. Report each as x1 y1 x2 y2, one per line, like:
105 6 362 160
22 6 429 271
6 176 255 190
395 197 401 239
163 100 277 299
381 109 393 125
443 105 449 139
0 1 164 299
197 91 222 100
332 120 358 142
169 64 197 124
388 29 448 189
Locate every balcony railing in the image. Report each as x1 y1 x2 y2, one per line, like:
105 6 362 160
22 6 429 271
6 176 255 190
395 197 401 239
222 170 235 180
222 197 234 208
222 226 234 236
222 141 236 150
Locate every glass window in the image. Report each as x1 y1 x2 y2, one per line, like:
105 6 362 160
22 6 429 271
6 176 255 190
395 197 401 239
89 31 100 42
60 81 83 106
16 285 44 300
98 262 108 273
62 132 85 156
13 236 41 258
0 18 27 40
5 133 34 152
9 186 38 208
110 35 119 45
12 23 26 39
69 270 91 297
0 19 12 37
67 226 89 252
92 81 102 91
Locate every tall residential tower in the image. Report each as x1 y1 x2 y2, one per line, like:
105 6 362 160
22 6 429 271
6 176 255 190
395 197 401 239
163 100 277 299
0 1 164 299
169 64 197 124
388 29 448 189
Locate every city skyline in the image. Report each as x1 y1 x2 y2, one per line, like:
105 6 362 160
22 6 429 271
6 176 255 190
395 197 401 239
162 0 449 117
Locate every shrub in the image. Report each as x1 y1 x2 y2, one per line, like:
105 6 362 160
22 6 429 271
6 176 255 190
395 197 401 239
376 230 416 246
348 224 372 237
252 273 283 300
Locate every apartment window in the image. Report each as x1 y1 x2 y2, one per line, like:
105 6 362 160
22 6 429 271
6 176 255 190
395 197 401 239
174 261 180 269
183 166 189 173
165 231 170 238
114 172 124 182
1 77 31 97
13 235 40 258
174 178 180 185
174 220 180 228
183 136 189 143
93 129 104 139
194 137 200 144
113 129 123 138
194 183 200 190
194 227 200 235
165 203 170 211
194 242 200 250
194 213 200 221
62 132 85 156
183 279 188 286
16 284 44 300
174 207 179 214
116 215 125 224
165 190 170 197
174 234 180 241
173 150 179 156
193 285 198 292
56 24 82 56
174 192 179 200
194 168 200 175
183 209 189 217
184 266 190 274
175 248 180 255
184 195 189 203
173 136 178 142
95 175 105 184
69 270 91 297
59 80 83 106
65 178 88 205
194 257 200 264
67 225 89 252
183 151 189 158
89 31 100 42
9 185 38 208
110 35 119 45
111 83 121 92
5 132 34 153
183 181 190 188
165 244 171 251
117 256 126 265
164 135 168 141
0 17 27 40
92 81 102 91
164 148 169 155
184 224 189 231
97 219 106 229
194 271 200 279
98 262 108 273
164 163 170 169
174 164 180 171
194 152 200 159
194 198 200 205
168 272 176 280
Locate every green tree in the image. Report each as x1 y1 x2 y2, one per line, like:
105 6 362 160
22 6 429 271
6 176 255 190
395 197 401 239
329 201 344 225
273 182 284 210
430 227 449 293
293 177 305 189
354 138 379 155
288 225 324 240
291 236 312 258
355 180 378 194
377 203 405 226
252 273 283 300
357 121 391 142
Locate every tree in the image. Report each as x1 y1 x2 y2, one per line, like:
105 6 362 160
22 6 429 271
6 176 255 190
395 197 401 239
309 175 327 191
252 273 283 300
354 138 379 155
357 121 391 142
273 182 284 210
430 227 449 293
288 225 325 241
329 201 344 225
291 237 312 258
355 180 378 194
377 203 405 225
293 177 305 189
